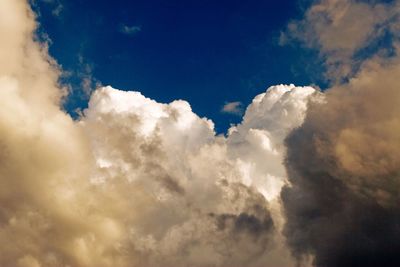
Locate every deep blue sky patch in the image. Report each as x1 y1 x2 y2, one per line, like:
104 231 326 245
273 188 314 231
32 0 323 133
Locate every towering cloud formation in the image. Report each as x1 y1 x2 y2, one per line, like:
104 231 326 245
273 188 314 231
79 84 318 267
0 0 95 266
281 0 400 266
283 60 400 267
0 1 321 266
81 87 276 267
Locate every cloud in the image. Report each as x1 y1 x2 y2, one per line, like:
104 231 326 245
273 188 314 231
281 0 400 83
79 84 319 267
51 2 63 16
119 24 142 35
0 0 95 266
8 0 392 266
283 56 400 267
281 1 400 266
227 84 320 202
14 0 400 266
76 54 101 95
61 53 102 118
0 1 321 266
38 0 63 16
222 101 243 115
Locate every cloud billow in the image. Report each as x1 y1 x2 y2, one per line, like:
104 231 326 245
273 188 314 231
79 83 317 267
282 61 400 267
0 1 318 266
281 0 400 266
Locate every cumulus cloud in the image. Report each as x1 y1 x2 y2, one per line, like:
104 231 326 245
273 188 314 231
0 0 95 266
281 1 400 267
228 84 320 202
79 84 319 267
283 54 400 267
0 1 320 266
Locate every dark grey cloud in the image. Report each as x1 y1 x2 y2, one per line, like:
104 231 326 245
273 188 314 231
281 1 400 266
282 62 400 267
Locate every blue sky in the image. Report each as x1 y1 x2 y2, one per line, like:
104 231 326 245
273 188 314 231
32 0 325 133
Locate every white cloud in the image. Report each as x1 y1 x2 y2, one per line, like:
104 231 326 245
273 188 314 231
119 24 142 35
77 83 320 267
222 101 243 115
81 86 275 266
227 84 320 201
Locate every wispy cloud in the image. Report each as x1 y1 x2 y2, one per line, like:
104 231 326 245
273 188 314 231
280 0 400 83
119 24 142 35
222 101 243 115
40 0 63 17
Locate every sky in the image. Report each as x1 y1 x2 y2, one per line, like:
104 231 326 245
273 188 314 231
31 0 324 133
2 0 400 267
